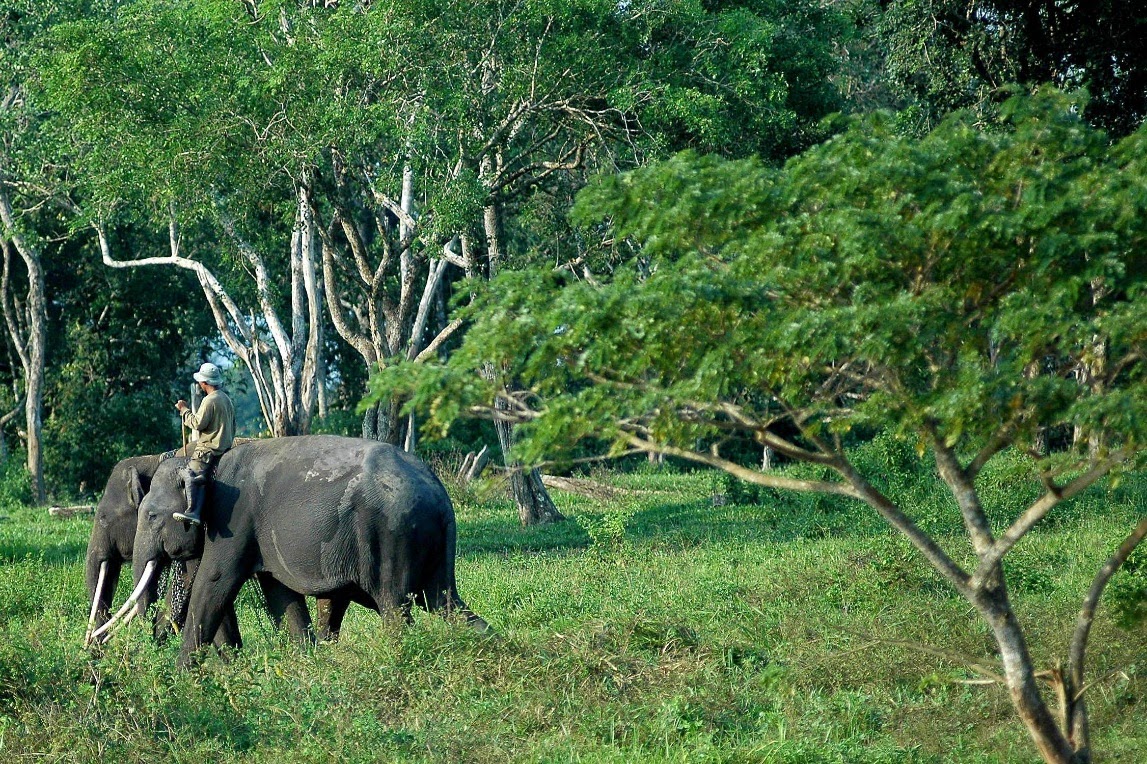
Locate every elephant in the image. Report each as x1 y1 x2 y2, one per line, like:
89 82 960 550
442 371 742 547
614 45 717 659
129 435 486 666
84 452 316 648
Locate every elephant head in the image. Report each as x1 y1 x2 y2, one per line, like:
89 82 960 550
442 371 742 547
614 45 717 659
85 458 205 645
84 455 170 646
133 459 205 566
87 450 327 649
109 455 318 648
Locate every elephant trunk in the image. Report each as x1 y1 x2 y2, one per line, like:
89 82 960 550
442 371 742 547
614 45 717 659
83 536 123 644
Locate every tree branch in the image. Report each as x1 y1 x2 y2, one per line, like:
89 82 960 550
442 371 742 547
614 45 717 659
970 451 1129 588
621 432 861 498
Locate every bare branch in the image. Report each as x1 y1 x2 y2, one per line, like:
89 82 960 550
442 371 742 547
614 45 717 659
1069 515 1147 693
968 422 1018 479
215 199 293 365
621 432 862 498
407 259 451 361
931 433 996 556
0 239 30 371
832 458 973 594
320 239 376 364
414 318 464 363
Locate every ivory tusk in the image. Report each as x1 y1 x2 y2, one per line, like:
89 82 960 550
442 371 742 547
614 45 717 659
88 560 156 645
82 561 109 647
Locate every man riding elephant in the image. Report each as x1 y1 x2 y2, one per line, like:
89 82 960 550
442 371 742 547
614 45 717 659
174 362 235 527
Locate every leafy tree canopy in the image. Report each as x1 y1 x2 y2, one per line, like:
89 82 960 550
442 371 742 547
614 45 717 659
373 89 1146 474
367 83 1147 764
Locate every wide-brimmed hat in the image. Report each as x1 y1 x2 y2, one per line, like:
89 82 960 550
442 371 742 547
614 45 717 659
193 362 224 387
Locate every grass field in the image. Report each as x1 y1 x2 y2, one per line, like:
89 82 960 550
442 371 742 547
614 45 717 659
0 449 1143 763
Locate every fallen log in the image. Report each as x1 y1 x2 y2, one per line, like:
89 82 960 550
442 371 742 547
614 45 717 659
48 505 95 518
540 475 624 501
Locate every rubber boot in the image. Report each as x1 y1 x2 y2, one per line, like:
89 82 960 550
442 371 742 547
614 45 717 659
174 472 208 526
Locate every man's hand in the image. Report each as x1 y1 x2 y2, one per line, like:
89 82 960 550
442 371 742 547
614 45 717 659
175 399 188 413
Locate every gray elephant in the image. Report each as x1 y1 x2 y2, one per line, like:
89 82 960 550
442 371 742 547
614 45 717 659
84 453 315 648
127 435 486 666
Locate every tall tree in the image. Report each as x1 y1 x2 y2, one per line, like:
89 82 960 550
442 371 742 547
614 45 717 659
0 0 103 501
0 193 46 503
370 91 1147 762
34 1 328 436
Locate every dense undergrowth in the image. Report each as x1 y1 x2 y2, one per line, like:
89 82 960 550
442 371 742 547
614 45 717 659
0 443 1143 763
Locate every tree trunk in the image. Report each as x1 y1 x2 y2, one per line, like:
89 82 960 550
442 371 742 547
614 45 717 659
762 445 774 471
494 414 564 526
361 399 402 445
482 193 561 525
973 586 1080 764
0 183 46 504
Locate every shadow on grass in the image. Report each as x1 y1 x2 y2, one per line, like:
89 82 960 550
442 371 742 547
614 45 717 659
458 514 592 557
0 539 87 565
456 491 895 559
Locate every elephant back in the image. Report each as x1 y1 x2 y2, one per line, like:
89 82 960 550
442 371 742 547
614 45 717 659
215 435 453 529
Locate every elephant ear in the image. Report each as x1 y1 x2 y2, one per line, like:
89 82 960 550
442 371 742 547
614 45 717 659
126 467 145 511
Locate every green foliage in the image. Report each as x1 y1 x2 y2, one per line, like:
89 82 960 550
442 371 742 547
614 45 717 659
371 90 1147 485
1109 547 1147 630
871 0 1147 135
0 456 32 510
576 501 638 554
308 409 362 438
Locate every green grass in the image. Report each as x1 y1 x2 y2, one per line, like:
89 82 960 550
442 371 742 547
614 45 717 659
0 454 1144 763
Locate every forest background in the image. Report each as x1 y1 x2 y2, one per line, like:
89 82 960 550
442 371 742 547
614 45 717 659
3 0 1143 505
1 2 1145 763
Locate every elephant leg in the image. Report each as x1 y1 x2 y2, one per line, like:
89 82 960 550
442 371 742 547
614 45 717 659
211 602 242 650
314 597 350 642
256 573 314 644
178 557 251 668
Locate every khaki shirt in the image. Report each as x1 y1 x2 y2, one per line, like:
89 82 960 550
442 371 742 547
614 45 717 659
182 390 236 456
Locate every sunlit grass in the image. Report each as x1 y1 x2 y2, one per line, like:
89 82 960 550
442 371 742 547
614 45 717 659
0 456 1143 762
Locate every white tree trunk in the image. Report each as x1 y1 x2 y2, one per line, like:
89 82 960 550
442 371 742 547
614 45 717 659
95 185 322 437
0 182 46 503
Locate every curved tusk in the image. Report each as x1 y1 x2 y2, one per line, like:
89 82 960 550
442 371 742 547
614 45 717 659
89 560 156 645
81 559 107 642
82 561 109 647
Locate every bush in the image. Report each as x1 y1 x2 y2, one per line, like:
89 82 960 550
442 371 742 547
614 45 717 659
0 456 33 509
1109 546 1147 630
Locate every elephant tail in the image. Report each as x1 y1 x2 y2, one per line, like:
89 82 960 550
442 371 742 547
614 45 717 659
435 516 489 633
